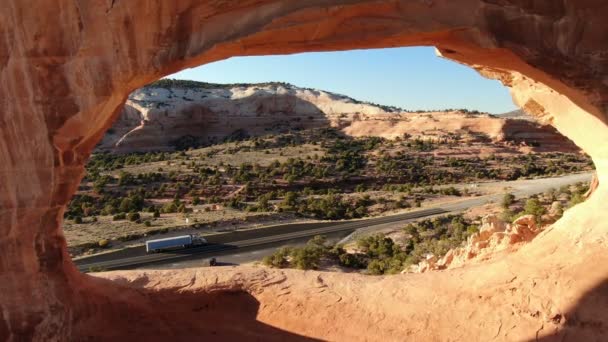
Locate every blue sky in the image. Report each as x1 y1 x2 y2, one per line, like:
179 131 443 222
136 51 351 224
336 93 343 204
170 47 517 114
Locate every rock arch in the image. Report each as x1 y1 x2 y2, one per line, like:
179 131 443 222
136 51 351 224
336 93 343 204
0 1 606 340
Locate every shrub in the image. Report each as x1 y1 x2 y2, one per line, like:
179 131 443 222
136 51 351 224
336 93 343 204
281 191 298 210
101 204 117 216
552 202 564 218
262 247 292 268
144 220 152 227
177 204 188 213
440 186 461 196
113 213 126 221
366 259 389 275
569 193 585 208
338 253 367 269
88 266 107 273
357 234 397 259
290 245 324 270
523 198 546 223
500 209 514 222
74 216 83 224
355 184 366 193
163 202 178 213
128 212 141 222
501 193 515 209
118 171 135 186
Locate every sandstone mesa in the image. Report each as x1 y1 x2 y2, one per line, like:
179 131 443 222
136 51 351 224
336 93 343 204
100 81 578 154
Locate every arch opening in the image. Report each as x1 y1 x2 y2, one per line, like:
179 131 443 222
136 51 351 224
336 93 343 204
68 47 593 275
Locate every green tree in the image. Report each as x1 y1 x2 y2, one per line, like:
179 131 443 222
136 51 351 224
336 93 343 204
366 259 389 275
118 171 135 186
281 191 298 209
290 245 323 270
403 224 421 243
523 198 546 223
338 253 367 269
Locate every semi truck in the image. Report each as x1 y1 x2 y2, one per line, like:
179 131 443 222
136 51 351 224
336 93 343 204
145 234 207 253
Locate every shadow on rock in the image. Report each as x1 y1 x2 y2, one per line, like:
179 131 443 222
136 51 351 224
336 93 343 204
72 276 319 341
531 279 608 341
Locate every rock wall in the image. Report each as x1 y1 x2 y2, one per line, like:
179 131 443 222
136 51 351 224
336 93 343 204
101 82 579 153
0 0 606 340
99 82 390 152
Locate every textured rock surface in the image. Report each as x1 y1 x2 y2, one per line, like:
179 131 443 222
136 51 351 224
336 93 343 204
0 0 607 341
101 82 578 152
99 207 608 341
100 82 392 152
409 214 544 273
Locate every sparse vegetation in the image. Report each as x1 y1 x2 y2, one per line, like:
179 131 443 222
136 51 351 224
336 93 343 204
264 183 591 275
264 214 479 274
65 125 593 257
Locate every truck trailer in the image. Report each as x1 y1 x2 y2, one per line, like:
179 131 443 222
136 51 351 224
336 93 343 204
145 234 206 253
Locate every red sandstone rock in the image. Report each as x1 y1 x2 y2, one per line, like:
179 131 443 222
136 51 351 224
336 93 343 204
0 1 607 341
411 214 544 272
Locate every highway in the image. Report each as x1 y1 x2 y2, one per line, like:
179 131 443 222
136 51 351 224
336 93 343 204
75 207 447 272
75 172 593 272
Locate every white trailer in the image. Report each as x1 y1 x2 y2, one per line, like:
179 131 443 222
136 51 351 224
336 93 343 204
145 234 206 253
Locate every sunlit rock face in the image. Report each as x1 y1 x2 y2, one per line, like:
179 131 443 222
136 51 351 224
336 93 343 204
99 82 394 152
0 1 606 340
101 82 579 153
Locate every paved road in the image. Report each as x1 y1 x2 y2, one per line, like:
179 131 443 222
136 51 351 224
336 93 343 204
76 207 447 272
75 172 592 272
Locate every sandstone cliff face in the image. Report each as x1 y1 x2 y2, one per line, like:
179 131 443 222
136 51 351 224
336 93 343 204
101 82 579 153
99 82 392 152
0 1 607 341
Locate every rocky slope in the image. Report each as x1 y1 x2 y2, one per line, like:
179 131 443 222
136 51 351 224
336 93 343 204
1 0 607 341
409 214 543 273
99 80 579 153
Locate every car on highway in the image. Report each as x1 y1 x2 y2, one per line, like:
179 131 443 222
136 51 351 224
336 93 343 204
209 258 217 266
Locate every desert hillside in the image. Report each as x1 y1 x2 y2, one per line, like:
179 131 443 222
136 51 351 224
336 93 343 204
99 79 578 153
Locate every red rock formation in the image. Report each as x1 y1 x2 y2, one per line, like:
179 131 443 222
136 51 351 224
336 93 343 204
409 214 544 273
0 1 606 340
